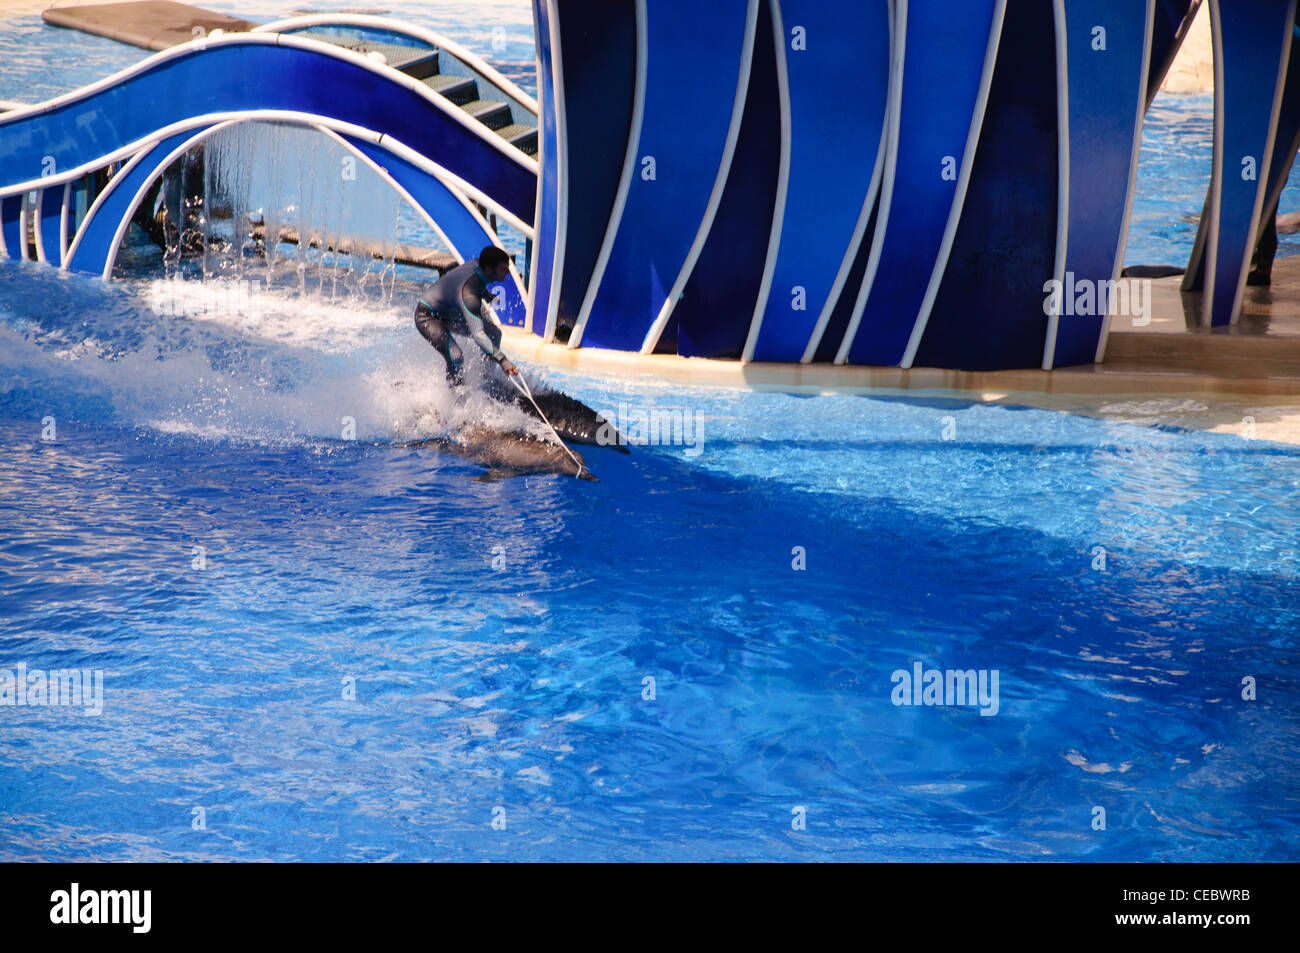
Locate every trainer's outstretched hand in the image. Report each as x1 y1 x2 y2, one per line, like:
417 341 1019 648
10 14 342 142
501 359 519 376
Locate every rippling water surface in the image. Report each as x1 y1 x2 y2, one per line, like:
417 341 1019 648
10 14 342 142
1 2 1299 862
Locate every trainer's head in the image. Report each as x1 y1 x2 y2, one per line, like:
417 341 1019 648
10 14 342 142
478 245 511 282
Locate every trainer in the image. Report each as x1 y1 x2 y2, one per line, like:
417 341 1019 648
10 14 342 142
414 246 519 384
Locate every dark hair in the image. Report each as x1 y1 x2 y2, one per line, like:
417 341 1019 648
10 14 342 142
478 246 510 271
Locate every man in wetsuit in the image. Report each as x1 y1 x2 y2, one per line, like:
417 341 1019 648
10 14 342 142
414 245 519 385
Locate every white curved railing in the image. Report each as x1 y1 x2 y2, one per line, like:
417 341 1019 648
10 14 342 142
251 14 539 116
0 29 539 194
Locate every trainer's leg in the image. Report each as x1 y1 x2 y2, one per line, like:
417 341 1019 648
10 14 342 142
415 307 465 384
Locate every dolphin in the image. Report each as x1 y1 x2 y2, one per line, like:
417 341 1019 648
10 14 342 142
405 427 596 481
515 390 631 453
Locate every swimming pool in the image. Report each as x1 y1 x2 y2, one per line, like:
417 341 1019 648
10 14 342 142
1 2 1298 863
1 256 1297 861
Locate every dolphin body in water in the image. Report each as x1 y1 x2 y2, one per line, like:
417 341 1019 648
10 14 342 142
405 428 596 481
513 390 630 453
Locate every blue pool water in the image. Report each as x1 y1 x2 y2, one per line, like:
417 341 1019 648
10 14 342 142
2 3 1300 862
1 261 1298 861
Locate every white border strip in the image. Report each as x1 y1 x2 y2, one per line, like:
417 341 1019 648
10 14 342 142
640 0 761 354
1041 0 1071 370
899 0 1007 369
1213 0 1295 328
252 13 539 115
1200 0 1225 328
833 0 909 364
0 32 537 183
7 108 534 240
18 193 30 261
32 188 48 264
739 0 793 362
540 0 569 343
59 180 73 265
802 0 894 363
567 0 647 349
525 0 546 333
1096 0 1157 363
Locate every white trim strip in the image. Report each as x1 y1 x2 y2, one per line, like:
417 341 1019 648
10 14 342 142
1096 0 1157 363
18 193 31 261
60 180 72 265
803 0 894 363
541 0 569 343
9 109 533 241
1041 0 1070 370
33 188 48 264
525 0 546 334
1215 0 1295 328
833 0 908 364
251 13 539 115
899 0 1007 369
740 0 793 363
0 31 536 181
640 0 761 354
568 0 647 349
1200 0 1225 328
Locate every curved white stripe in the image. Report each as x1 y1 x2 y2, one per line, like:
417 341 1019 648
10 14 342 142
525 0 546 333
0 32 536 178
1041 0 1070 370
541 0 569 343
568 0 647 349
252 13 539 115
899 0 1008 369
64 111 536 271
802 0 894 363
12 108 532 241
740 0 793 363
1220 0 1295 328
18 195 31 261
640 0 762 354
833 0 908 365
33 190 47 264
1097 0 1157 363
60 181 72 265
1200 0 1225 329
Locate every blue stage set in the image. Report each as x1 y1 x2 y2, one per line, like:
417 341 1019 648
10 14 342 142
1 1 1297 370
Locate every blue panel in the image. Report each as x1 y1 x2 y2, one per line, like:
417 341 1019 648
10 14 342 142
915 0 1059 370
577 1 753 352
65 130 201 275
553 0 636 327
1 195 21 259
811 194 880 362
1147 0 1196 108
38 185 63 265
675 0 780 359
1205 0 1294 327
748 0 890 362
1263 33 1300 223
344 136 527 325
529 0 560 337
1051 0 1151 368
0 41 535 225
843 0 1002 366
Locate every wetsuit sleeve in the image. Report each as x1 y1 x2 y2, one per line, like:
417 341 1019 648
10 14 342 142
460 281 507 361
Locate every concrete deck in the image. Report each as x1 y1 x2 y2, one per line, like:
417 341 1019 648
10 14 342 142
41 1 254 51
502 255 1300 446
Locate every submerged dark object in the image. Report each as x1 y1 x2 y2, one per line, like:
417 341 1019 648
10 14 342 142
406 428 596 481
515 390 630 454
1120 265 1185 279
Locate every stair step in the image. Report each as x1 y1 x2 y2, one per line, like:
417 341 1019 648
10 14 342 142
496 124 538 155
461 99 513 129
423 73 478 105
